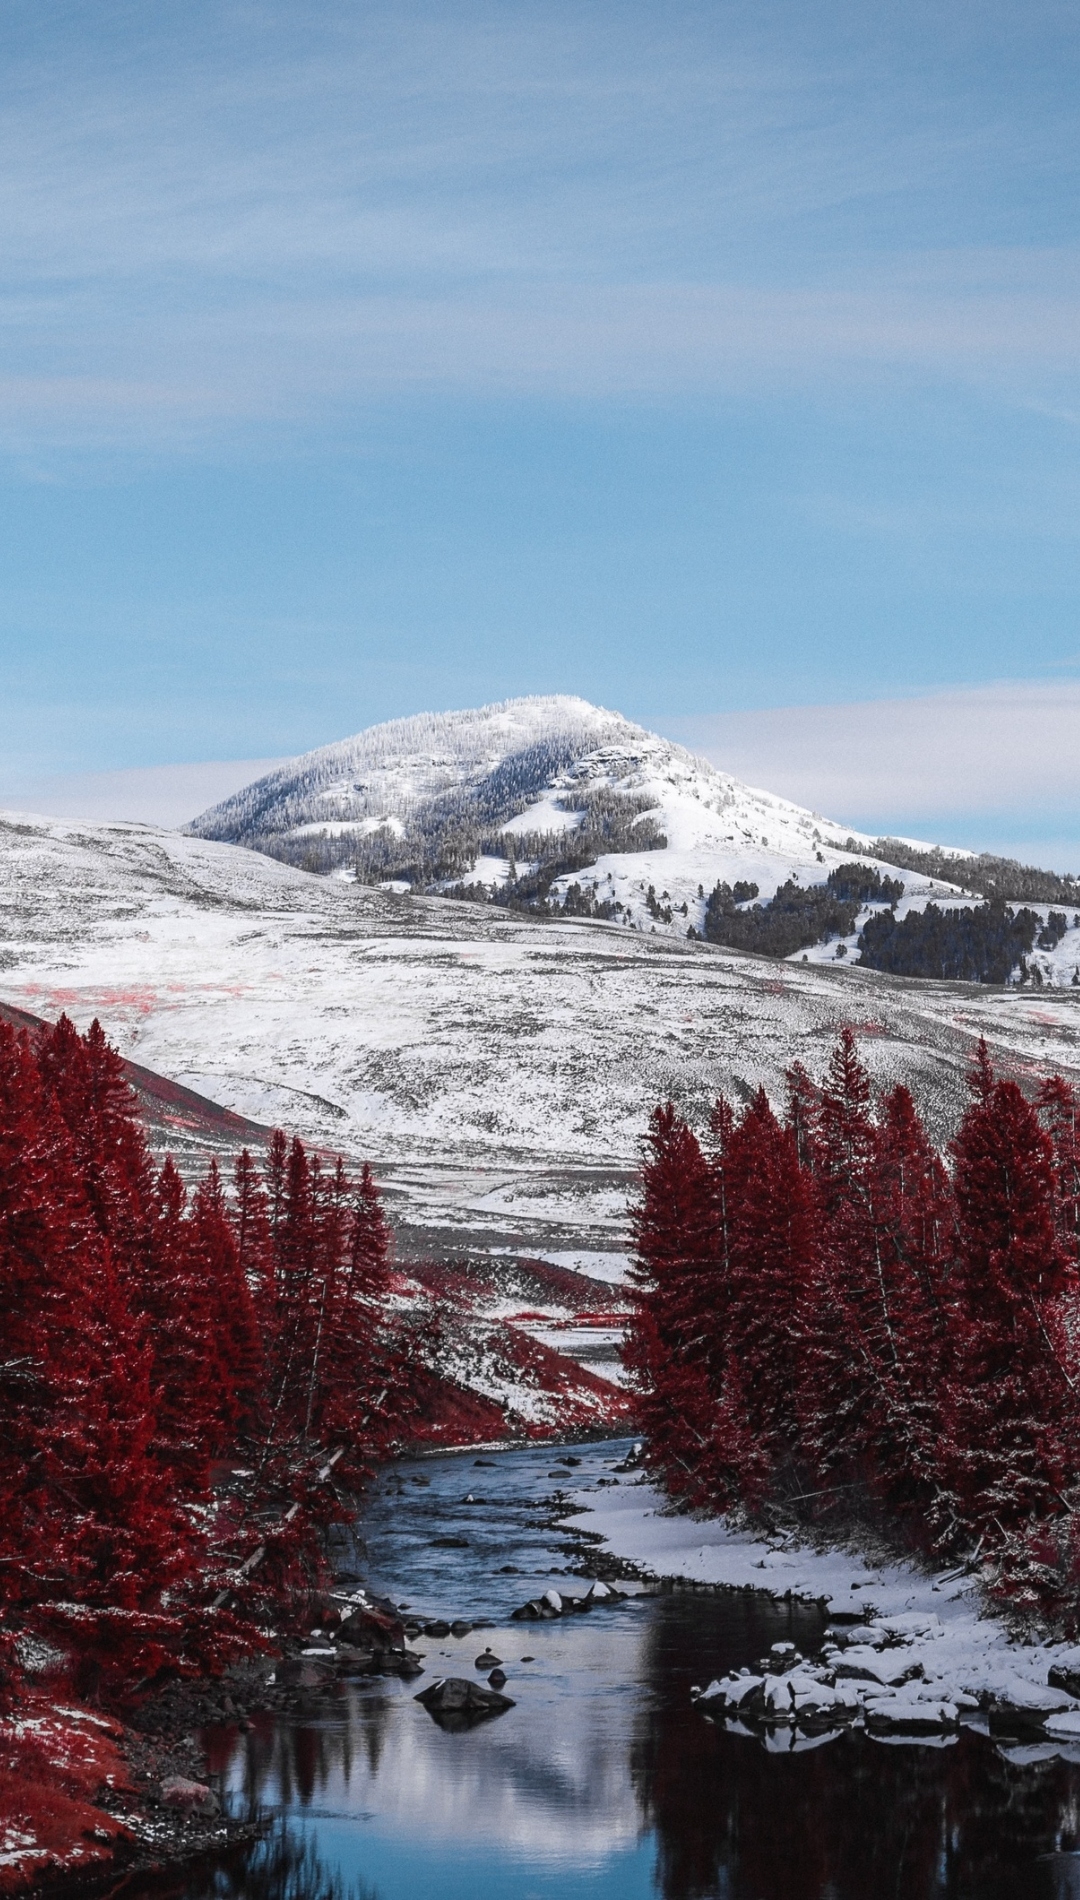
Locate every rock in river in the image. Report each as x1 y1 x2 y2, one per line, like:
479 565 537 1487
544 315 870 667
160 1777 220 1817
415 1676 515 1729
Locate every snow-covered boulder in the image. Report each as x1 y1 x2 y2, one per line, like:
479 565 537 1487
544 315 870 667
833 1645 923 1687
862 1691 960 1735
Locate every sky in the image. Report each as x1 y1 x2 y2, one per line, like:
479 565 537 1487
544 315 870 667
1 1 1079 859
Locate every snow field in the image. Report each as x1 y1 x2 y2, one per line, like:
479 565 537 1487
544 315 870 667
4 812 1080 1253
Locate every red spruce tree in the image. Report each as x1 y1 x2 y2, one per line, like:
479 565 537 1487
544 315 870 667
947 1046 1080 1598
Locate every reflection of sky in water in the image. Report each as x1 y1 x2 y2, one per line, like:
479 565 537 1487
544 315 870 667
280 1817 655 1900
225 1636 649 1864
224 1442 658 1878
191 1440 1080 1900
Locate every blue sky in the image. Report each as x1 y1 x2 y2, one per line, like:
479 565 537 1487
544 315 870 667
2 0 1079 854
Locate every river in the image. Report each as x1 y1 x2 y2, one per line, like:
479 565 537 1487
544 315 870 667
158 1438 1080 1900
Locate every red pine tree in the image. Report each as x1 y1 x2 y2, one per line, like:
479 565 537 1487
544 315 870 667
137 1158 229 1485
0 1024 197 1696
188 1159 265 1438
232 1147 275 1311
625 1104 742 1507
37 1015 154 1262
721 1088 818 1506
947 1058 1079 1592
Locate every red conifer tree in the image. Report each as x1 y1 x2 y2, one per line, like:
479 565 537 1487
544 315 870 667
37 1015 154 1263
948 1054 1079 1590
0 1024 196 1695
138 1158 229 1485
188 1160 265 1438
232 1147 275 1311
625 1104 744 1506
795 1029 882 1490
721 1089 818 1506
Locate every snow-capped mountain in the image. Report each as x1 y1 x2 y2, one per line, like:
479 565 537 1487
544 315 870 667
187 693 946 941
190 696 630 856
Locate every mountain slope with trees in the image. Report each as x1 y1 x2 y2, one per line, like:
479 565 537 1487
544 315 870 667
186 695 1080 984
185 695 930 934
0 1011 628 1886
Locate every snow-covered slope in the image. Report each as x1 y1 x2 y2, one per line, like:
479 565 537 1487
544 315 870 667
190 697 630 847
4 810 1080 1253
187 694 956 936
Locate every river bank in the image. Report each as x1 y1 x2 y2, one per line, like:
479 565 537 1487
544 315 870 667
0 1589 434 1896
562 1476 1080 1747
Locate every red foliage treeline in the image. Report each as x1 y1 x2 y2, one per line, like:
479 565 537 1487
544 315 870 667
0 1013 411 1711
625 1029 1080 1619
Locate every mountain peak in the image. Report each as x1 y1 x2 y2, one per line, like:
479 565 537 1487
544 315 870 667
186 693 884 936
189 695 642 842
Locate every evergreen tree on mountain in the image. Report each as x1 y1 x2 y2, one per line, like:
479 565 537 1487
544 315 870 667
263 1135 320 1449
785 1060 821 1171
252 1138 406 1475
626 1104 743 1507
946 1044 1079 1589
189 1159 265 1438
720 1089 817 1505
231 1146 276 1312
623 1027 1080 1613
0 1023 194 1692
301 1155 352 1441
868 1084 956 1529
265 1127 289 1250
138 1157 228 1485
338 1160 405 1459
348 1162 393 1299
796 1029 881 1484
36 1014 154 1262
0 1014 413 1711
795 1035 954 1532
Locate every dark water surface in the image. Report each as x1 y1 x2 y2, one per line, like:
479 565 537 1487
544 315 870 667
168 1440 1080 1900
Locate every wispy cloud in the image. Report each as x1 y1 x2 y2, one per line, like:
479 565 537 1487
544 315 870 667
663 680 1080 870
2 1 1079 449
3 269 1080 457
0 757 287 828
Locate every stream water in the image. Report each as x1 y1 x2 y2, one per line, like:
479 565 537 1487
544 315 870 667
157 1439 1080 1900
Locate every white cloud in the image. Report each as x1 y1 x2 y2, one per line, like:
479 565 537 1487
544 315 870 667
0 759 286 829
660 679 1080 871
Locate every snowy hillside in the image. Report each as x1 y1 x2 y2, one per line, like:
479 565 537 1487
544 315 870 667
187 694 953 936
190 695 1080 985
4 810 1080 1255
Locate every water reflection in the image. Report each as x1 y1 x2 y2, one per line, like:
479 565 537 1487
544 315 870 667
166 1822 378 1900
219 1655 644 1863
135 1442 1080 1899
630 1593 1080 1900
204 1695 394 1815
